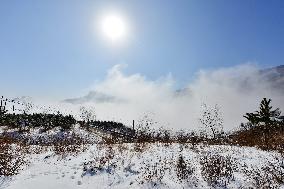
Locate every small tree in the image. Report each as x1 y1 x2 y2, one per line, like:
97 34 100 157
80 106 96 123
0 99 8 115
199 104 224 140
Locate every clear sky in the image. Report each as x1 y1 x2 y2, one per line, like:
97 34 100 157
0 0 283 99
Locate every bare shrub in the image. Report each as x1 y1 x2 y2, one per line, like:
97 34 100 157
133 142 149 153
199 104 224 141
200 153 235 187
243 157 284 188
189 131 202 149
244 166 277 188
134 114 157 143
175 130 189 144
230 122 284 151
102 135 120 145
53 144 87 158
28 145 48 155
82 144 116 176
52 132 89 158
0 136 26 176
139 157 169 186
175 154 194 182
116 143 129 155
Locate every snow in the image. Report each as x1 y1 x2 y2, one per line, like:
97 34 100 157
1 142 283 189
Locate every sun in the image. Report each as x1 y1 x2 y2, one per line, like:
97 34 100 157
101 13 128 42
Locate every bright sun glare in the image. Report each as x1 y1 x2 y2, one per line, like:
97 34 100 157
101 14 127 42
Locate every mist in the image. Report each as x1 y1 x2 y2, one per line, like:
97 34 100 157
56 63 282 131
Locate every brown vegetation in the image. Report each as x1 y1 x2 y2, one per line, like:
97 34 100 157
0 136 26 176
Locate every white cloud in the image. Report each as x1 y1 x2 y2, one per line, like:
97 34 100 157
61 63 284 131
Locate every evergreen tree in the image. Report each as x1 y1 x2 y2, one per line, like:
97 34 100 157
244 98 282 149
244 98 281 126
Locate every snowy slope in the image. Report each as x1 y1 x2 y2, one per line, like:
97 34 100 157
1 143 283 189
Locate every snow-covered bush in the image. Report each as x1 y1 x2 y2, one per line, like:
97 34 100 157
52 134 89 158
200 152 235 187
82 145 117 176
0 136 26 176
243 156 284 188
139 156 172 186
132 141 149 153
175 154 195 183
199 104 224 141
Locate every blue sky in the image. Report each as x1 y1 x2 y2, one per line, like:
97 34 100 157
0 0 283 99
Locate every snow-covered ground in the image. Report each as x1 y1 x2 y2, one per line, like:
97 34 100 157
1 142 283 189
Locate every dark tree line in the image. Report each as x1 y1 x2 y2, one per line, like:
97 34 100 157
0 112 76 132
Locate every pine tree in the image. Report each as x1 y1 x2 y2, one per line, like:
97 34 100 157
244 98 282 149
244 98 281 126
